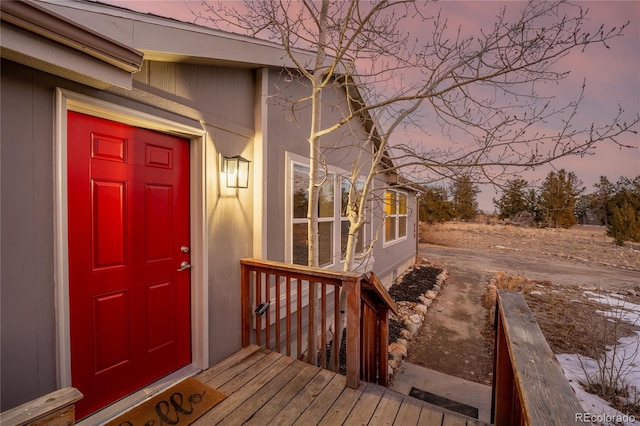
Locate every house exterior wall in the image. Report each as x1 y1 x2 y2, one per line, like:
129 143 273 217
264 69 418 283
1 60 59 412
0 58 255 411
1 0 418 414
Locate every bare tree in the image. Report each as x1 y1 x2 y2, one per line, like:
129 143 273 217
197 0 638 270
196 0 638 362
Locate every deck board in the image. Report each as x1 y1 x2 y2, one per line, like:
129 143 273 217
343 383 385 424
392 396 423 425
193 346 490 426
370 389 403 425
317 383 366 425
292 373 346 425
271 369 335 425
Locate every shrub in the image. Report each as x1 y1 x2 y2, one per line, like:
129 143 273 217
607 201 640 245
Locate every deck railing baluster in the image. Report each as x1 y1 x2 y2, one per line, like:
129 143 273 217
239 259 397 389
255 271 262 347
320 283 327 369
275 274 281 353
286 276 292 357
297 278 302 360
332 288 340 372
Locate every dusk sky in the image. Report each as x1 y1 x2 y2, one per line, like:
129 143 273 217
97 0 639 212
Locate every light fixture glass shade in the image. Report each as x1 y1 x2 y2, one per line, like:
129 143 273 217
224 155 250 188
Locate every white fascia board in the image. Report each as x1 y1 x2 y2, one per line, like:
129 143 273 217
1 24 133 89
132 21 315 70
38 0 330 71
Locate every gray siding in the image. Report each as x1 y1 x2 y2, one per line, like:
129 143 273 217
1 61 58 411
0 59 255 410
264 69 417 280
1 4 417 412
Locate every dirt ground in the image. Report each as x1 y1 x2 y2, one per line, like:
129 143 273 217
403 222 640 389
421 222 640 271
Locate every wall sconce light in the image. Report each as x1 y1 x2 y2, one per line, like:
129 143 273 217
222 155 250 188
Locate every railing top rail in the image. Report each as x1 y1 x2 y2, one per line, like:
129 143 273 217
497 290 583 424
241 259 397 315
241 258 361 285
362 272 398 315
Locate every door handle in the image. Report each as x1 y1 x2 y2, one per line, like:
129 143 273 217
177 261 192 272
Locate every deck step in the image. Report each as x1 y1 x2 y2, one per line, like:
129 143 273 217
193 347 490 426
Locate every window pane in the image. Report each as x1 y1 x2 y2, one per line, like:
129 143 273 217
399 217 407 238
292 223 308 265
341 220 349 257
341 178 350 217
385 191 396 215
399 193 407 214
385 217 396 242
341 220 364 258
318 175 334 218
319 222 333 266
342 178 364 217
293 164 309 219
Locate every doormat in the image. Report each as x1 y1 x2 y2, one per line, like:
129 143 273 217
409 387 479 419
105 377 225 426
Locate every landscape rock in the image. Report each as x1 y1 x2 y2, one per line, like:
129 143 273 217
436 271 448 285
404 321 420 336
388 342 407 358
386 262 447 382
414 304 428 315
400 329 413 340
409 314 422 324
425 290 438 300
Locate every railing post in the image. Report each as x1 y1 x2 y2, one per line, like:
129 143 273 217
344 276 361 388
493 290 584 425
492 296 514 425
240 261 251 347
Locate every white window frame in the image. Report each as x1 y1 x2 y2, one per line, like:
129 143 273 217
384 188 409 246
285 152 369 269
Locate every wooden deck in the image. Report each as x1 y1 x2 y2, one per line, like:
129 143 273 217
193 345 488 425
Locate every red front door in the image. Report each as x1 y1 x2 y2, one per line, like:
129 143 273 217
67 111 192 419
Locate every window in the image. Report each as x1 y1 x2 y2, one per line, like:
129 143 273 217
385 189 408 244
292 163 334 266
288 155 369 267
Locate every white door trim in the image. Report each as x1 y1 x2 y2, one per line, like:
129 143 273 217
54 88 209 389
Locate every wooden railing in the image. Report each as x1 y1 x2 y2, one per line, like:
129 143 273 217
492 290 583 425
240 258 397 388
0 387 83 426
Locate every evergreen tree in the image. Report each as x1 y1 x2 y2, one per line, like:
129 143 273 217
419 186 455 223
593 176 615 226
608 201 640 245
493 178 530 219
538 169 584 228
450 176 479 220
606 176 640 244
575 193 597 225
524 188 544 224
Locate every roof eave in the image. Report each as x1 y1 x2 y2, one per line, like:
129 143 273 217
1 0 143 72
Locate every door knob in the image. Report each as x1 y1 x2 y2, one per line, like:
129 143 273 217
177 261 192 272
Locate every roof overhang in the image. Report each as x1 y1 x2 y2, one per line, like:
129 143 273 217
1 0 143 89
